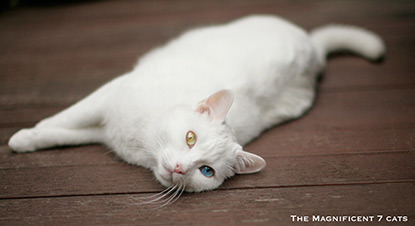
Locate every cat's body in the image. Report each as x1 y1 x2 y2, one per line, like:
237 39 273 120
9 15 385 192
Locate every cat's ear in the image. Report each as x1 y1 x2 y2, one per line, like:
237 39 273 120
234 150 266 174
196 89 233 123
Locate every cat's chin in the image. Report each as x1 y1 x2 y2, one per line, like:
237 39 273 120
154 168 173 185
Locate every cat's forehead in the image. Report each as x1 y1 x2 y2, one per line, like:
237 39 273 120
162 106 215 133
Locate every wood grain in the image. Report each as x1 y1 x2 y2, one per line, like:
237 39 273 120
0 183 413 225
1 151 413 199
1 1 414 107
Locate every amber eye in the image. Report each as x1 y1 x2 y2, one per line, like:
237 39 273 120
186 131 197 148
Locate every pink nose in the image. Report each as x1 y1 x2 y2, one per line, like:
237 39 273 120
173 163 186 174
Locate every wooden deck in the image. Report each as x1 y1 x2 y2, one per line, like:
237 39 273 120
1 0 414 225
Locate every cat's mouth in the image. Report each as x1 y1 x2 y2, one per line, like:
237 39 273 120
159 164 187 186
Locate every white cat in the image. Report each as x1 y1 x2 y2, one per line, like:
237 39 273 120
9 15 385 193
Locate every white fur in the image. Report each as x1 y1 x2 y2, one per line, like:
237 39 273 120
311 25 385 61
9 15 385 192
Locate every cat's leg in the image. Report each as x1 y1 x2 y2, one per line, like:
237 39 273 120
9 75 127 152
9 127 104 153
36 76 125 129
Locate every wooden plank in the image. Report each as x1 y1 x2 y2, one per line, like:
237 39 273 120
0 161 162 199
1 151 413 199
0 106 65 127
1 89 413 129
223 151 415 189
298 89 415 129
0 128 20 145
0 145 117 169
322 55 415 93
0 55 136 107
246 127 415 157
0 183 413 225
2 125 414 168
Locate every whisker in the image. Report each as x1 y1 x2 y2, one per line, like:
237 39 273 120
157 184 183 208
135 185 177 205
166 184 185 206
101 149 116 156
133 182 186 208
134 185 175 200
140 185 177 204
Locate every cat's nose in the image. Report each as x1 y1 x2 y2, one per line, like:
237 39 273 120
173 163 186 174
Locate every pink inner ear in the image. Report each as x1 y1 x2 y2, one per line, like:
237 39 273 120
195 90 233 122
196 101 210 115
235 150 266 174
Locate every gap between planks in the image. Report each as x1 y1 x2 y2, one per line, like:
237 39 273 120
1 180 413 201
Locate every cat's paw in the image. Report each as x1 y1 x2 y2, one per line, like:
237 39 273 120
8 129 39 153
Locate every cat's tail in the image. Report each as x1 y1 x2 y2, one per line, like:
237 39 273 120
310 25 385 61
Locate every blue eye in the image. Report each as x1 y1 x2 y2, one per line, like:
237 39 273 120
199 165 215 177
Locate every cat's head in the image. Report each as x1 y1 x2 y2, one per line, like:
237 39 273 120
151 90 266 192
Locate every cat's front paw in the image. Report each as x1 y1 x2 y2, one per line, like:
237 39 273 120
8 129 38 153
